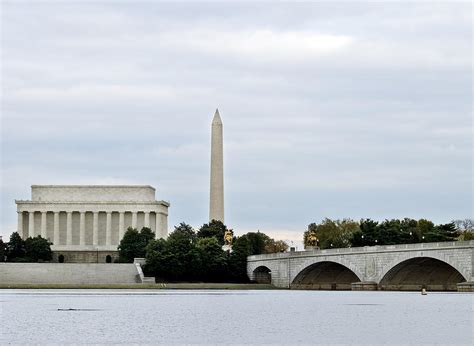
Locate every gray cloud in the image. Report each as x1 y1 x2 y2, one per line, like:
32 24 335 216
1 1 472 243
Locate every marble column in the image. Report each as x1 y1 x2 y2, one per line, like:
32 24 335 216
118 212 125 241
162 213 168 238
66 212 72 245
28 211 35 237
106 212 112 246
93 212 99 246
17 212 23 239
53 212 59 245
131 212 137 229
144 212 150 228
155 213 168 239
41 212 47 238
79 212 85 246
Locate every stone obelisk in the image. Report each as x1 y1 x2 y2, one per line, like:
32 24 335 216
209 109 224 223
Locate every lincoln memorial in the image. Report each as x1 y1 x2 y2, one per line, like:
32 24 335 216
15 185 170 262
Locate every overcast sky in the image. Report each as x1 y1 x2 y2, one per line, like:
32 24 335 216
1 1 472 246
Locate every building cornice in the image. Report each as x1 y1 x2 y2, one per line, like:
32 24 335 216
31 184 155 190
16 200 170 206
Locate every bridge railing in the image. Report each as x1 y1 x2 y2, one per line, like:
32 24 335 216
247 240 474 261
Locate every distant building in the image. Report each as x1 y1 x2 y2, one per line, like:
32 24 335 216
15 185 169 263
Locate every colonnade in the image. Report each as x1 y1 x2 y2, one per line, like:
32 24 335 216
17 210 166 246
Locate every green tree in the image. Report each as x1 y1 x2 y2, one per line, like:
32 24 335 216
400 218 419 243
145 223 197 281
118 227 156 262
242 231 270 255
378 219 404 245
145 224 287 283
337 219 359 247
197 220 228 245
228 235 251 282
430 223 459 242
24 236 53 262
6 232 25 261
304 219 358 249
227 230 281 281
164 223 197 280
195 237 228 281
143 238 169 279
417 219 434 242
0 237 6 262
351 219 378 246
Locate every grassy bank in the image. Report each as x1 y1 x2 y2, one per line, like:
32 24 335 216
0 283 275 290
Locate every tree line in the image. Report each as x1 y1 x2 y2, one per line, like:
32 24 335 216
304 218 474 249
118 220 288 282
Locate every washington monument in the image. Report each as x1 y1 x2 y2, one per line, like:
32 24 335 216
209 109 224 222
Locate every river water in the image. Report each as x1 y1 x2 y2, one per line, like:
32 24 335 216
1 290 472 344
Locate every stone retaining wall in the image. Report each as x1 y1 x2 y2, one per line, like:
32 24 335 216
0 263 140 284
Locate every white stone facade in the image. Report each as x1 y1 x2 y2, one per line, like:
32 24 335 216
16 185 170 252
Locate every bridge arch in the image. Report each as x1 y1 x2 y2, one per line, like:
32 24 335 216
379 255 468 291
291 259 362 290
252 266 272 284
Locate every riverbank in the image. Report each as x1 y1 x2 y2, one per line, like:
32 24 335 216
0 283 275 289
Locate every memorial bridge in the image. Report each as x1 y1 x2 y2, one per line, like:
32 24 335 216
247 241 474 291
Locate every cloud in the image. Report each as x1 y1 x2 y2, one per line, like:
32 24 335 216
1 2 472 241
159 29 354 62
6 85 177 112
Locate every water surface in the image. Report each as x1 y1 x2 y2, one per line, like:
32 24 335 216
1 290 472 344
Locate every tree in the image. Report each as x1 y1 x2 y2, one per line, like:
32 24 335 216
195 237 228 281
354 219 379 246
228 235 251 282
378 219 404 245
400 218 419 243
118 227 156 262
140 227 155 244
430 223 459 242
0 237 6 262
453 219 474 240
145 223 197 281
164 223 197 280
337 219 359 247
453 219 474 233
304 219 358 249
417 219 434 241
197 220 228 245
242 231 270 255
227 230 282 281
264 239 289 253
6 232 25 261
462 231 474 241
143 238 169 278
24 236 52 262
144 224 287 283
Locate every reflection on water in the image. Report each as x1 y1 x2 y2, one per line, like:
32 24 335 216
1 290 472 344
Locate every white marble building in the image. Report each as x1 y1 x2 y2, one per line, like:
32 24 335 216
15 185 169 262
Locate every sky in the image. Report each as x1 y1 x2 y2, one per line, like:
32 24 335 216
1 1 472 248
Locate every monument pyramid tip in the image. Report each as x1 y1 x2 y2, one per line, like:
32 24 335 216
212 108 222 124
